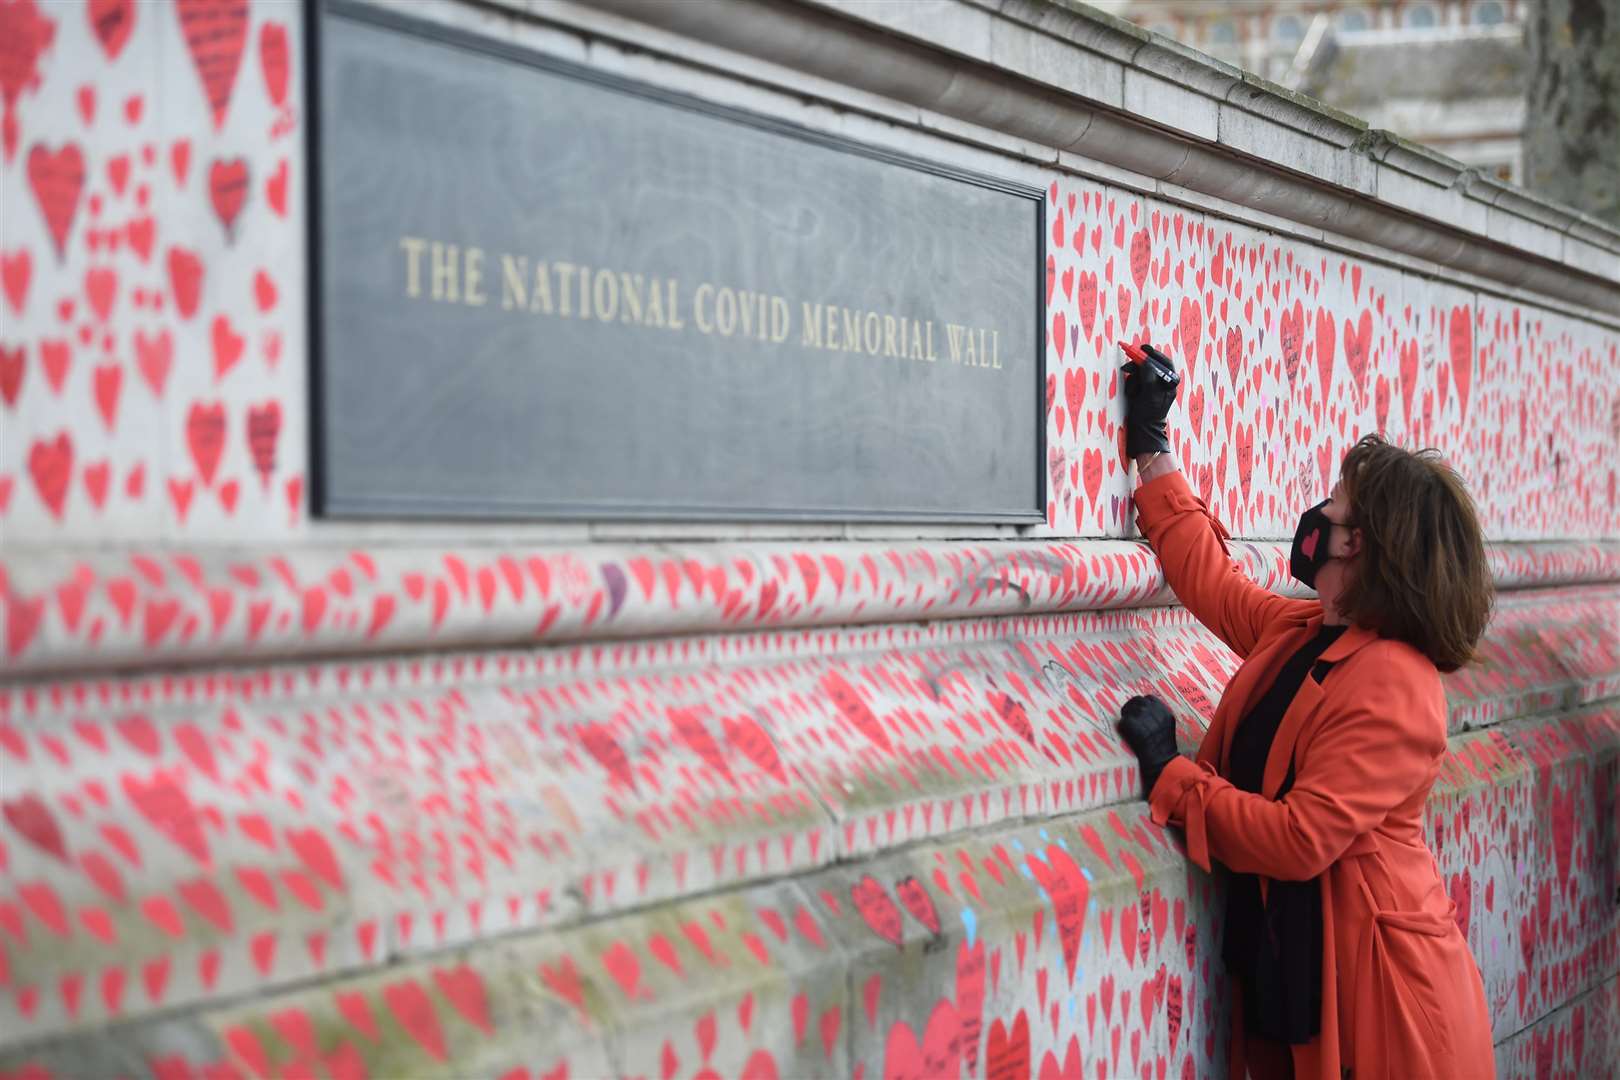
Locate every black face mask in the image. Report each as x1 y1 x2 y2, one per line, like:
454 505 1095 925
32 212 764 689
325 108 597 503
1290 499 1336 589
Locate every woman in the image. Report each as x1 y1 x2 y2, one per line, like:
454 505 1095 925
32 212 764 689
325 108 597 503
1113 343 1497 1079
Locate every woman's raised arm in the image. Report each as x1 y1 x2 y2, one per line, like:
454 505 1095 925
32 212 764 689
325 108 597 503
1134 463 1310 657
1119 344 1313 657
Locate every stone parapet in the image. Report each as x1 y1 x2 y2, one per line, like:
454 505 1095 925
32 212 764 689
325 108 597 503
3 540 1616 676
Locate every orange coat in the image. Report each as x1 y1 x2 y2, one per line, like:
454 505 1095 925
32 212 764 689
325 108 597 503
1135 471 1495 1080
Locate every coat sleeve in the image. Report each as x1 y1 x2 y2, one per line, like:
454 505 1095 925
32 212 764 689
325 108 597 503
1133 470 1316 658
1146 656 1447 881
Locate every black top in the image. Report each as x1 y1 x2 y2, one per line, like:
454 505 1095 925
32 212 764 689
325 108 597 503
1228 624 1347 794
1222 623 1347 1045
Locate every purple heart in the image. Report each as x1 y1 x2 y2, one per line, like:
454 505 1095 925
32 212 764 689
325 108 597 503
600 563 628 616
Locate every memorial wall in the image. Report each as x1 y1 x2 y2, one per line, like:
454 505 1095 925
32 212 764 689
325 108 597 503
0 0 1617 1076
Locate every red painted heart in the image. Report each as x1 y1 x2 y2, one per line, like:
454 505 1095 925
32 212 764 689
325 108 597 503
1 248 29 314
167 246 204 319
28 430 73 519
186 400 227 485
851 874 904 947
177 0 250 129
259 21 290 107
136 329 173 397
247 400 281 486
211 313 244 380
208 157 249 237
0 344 23 407
27 143 86 258
88 0 135 60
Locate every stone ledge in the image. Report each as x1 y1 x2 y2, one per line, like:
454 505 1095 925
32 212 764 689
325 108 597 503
2 540 1617 675
1444 587 1620 732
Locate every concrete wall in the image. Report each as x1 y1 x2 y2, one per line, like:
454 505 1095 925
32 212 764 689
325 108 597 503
0 0 1617 1076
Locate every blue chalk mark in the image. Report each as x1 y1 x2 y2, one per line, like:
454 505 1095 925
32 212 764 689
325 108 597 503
1037 887 1049 905
1010 838 1026 853
1080 867 1095 882
1019 863 1034 880
1058 837 1070 851
1039 828 1051 841
960 906 978 946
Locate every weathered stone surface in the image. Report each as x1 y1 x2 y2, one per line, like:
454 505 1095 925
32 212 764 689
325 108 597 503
2 1 1618 1075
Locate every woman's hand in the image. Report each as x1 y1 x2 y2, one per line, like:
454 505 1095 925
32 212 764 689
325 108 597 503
1118 342 1180 457
1117 693 1182 798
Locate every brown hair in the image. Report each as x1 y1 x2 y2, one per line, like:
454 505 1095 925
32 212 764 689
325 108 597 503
1336 435 1494 673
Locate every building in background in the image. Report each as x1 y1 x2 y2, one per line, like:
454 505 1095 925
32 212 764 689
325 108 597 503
1101 1 1528 181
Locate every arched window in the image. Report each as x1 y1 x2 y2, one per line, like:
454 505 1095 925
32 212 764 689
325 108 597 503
1472 1 1505 24
1273 14 1304 45
1336 8 1370 32
1402 3 1439 27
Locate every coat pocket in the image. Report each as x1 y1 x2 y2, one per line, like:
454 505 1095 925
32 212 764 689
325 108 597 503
1351 881 1473 1079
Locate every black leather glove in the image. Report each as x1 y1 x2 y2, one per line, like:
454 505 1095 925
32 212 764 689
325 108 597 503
1118 343 1181 456
1117 693 1181 797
